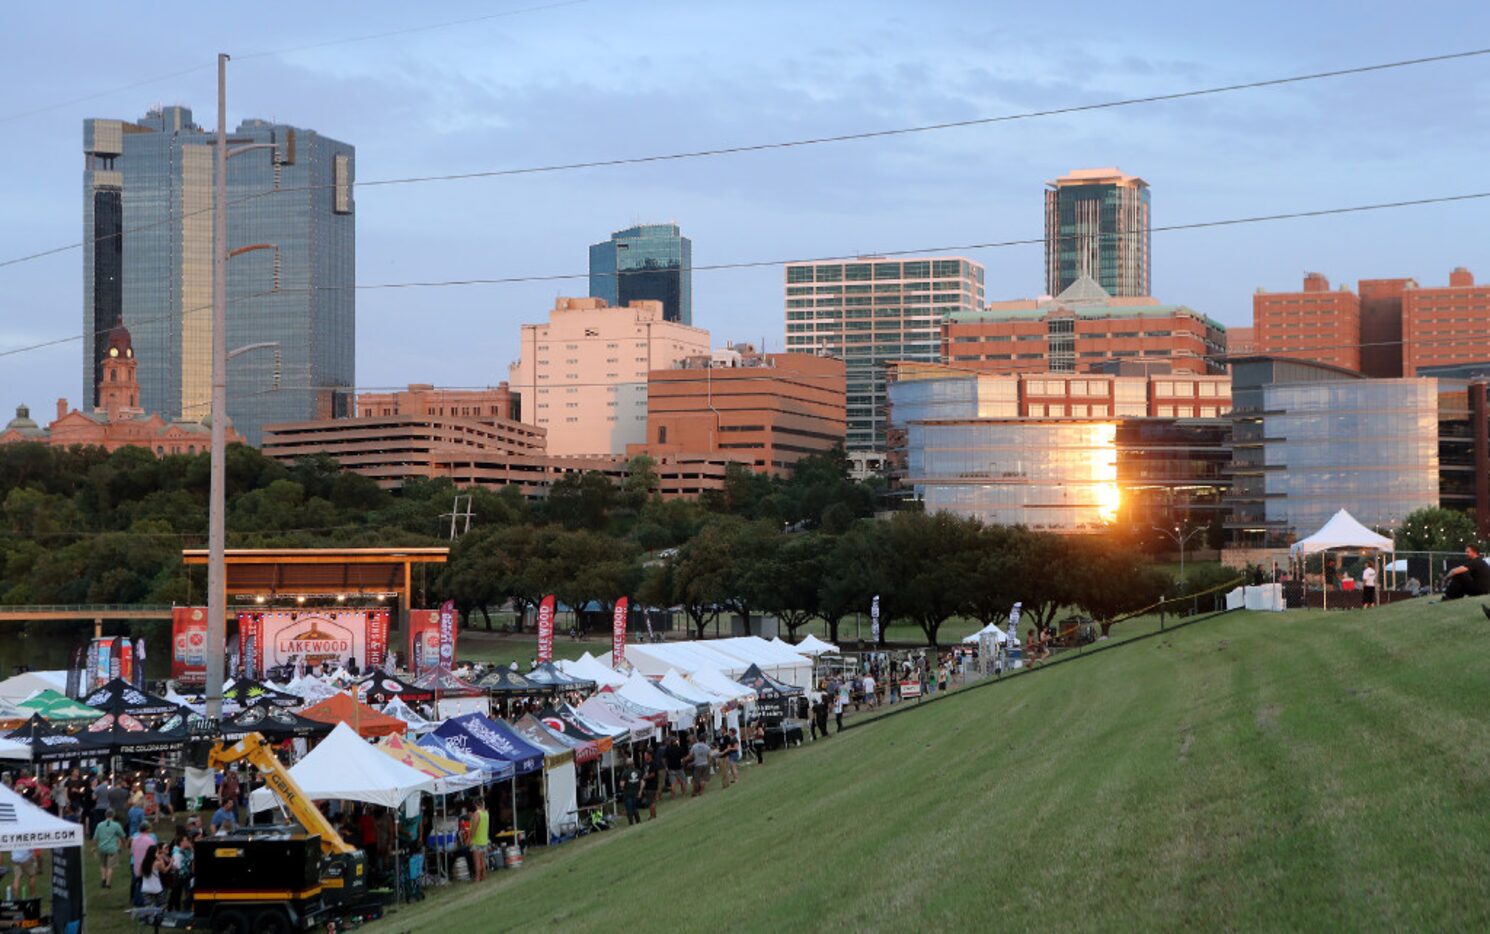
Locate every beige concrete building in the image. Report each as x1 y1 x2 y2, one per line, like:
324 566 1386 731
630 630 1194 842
508 297 709 456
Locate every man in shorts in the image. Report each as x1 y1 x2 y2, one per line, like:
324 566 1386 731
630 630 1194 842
688 734 713 797
663 736 687 799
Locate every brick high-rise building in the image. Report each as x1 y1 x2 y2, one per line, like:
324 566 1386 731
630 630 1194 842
1251 272 1361 372
1403 268 1490 376
942 276 1225 376
628 345 846 476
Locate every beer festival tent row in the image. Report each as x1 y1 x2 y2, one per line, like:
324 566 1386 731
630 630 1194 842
250 722 437 812
615 672 696 728
624 636 814 690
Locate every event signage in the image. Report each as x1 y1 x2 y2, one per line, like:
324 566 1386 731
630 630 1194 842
118 637 134 685
236 610 390 674
899 681 922 699
536 595 557 664
0 900 39 931
870 595 881 644
407 610 445 674
49 842 84 933
171 607 210 684
755 697 788 723
611 597 629 668
438 600 457 669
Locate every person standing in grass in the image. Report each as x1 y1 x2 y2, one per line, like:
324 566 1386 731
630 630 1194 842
1361 563 1378 608
751 722 766 765
467 800 489 882
689 733 713 797
92 807 125 889
642 748 661 820
663 737 687 799
621 762 643 826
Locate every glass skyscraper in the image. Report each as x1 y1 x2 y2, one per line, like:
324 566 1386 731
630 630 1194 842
84 106 355 445
589 224 692 325
783 257 985 464
1044 168 1151 298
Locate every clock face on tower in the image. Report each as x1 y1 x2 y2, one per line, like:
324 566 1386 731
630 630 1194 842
109 347 118 357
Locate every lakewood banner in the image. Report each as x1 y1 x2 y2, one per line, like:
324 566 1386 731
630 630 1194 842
611 597 629 668
536 595 557 663
236 609 390 674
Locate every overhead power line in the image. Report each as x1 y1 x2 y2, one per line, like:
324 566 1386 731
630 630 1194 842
2 189 1487 364
2 47 1487 273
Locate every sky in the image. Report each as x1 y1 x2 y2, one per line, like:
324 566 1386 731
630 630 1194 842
1 0 1488 414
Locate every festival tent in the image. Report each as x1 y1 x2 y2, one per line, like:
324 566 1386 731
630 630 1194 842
380 697 434 734
660 669 729 708
736 663 803 697
6 714 111 762
525 662 596 692
713 637 814 691
962 623 1011 645
378 733 485 795
417 733 514 782
17 690 104 722
163 689 241 717
299 693 407 738
222 678 300 708
220 705 333 741
433 713 545 776
410 667 485 697
358 672 435 706
576 697 653 743
0 671 67 706
0 737 32 761
81 678 178 717
1289 509 1394 555
0 781 83 848
687 667 756 703
616 672 695 728
514 715 591 765
557 653 627 689
250 722 435 812
82 713 190 754
475 667 543 694
539 706 617 752
795 634 840 656
279 674 342 705
624 641 752 680
511 716 581 843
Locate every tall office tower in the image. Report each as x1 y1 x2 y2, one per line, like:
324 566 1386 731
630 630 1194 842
1044 168 1151 298
83 105 355 445
589 224 693 325
783 256 985 470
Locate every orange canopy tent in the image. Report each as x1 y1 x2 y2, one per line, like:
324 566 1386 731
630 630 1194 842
299 692 407 738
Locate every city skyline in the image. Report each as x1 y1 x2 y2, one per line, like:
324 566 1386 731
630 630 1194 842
2 2 1488 416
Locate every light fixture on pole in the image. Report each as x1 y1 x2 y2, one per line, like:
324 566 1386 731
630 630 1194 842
1154 523 1206 584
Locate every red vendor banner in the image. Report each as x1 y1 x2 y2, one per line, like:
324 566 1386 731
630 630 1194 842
365 610 388 670
118 637 134 685
536 595 557 663
438 600 457 670
408 610 441 675
611 597 629 668
171 607 210 684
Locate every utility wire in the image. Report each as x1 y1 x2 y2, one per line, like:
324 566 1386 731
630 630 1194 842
2 47 1487 272
2 189 1488 363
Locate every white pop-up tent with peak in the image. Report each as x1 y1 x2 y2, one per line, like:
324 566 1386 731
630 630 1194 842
249 722 435 812
1289 508 1395 609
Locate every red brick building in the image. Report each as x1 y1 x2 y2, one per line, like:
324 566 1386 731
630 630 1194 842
1402 268 1490 375
356 383 519 421
1252 272 1361 373
942 277 1225 376
0 327 242 455
628 346 846 475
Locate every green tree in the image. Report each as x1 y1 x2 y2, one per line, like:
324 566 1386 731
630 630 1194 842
544 472 618 531
1396 506 1479 552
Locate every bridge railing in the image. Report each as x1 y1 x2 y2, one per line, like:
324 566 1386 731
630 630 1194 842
0 604 176 616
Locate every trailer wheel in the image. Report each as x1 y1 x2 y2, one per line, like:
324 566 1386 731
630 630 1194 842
211 909 252 934
252 908 293 934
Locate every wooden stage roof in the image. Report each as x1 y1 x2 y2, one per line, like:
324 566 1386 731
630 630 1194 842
181 547 448 597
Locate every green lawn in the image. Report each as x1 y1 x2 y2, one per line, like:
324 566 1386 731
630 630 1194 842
375 595 1490 931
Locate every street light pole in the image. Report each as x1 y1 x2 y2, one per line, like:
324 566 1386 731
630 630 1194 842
1155 523 1206 583
206 52 230 720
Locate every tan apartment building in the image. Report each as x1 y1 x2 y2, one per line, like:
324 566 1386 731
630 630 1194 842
508 297 710 456
628 345 847 475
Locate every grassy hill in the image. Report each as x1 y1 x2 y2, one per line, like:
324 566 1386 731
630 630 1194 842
392 597 1490 931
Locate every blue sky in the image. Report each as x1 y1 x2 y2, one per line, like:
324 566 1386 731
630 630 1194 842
1 0 1487 413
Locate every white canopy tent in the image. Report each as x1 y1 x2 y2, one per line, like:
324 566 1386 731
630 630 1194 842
249 722 435 812
1289 508 1394 609
380 697 434 734
0 737 33 761
0 671 67 706
961 623 1011 645
709 637 814 691
0 782 82 848
557 653 628 689
616 672 696 728
794 634 840 656
1290 509 1394 555
687 667 757 703
624 641 750 680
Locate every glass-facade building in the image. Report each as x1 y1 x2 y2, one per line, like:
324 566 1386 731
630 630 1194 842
84 106 355 445
1044 169 1151 298
589 224 692 325
1260 379 1439 538
784 257 985 459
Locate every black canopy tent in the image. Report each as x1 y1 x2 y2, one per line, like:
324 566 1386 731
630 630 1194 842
81 678 178 717
219 705 334 741
221 678 301 708
475 668 542 694
525 662 596 692
357 673 436 705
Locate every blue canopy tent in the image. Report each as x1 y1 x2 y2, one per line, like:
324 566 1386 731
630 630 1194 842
432 713 552 846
